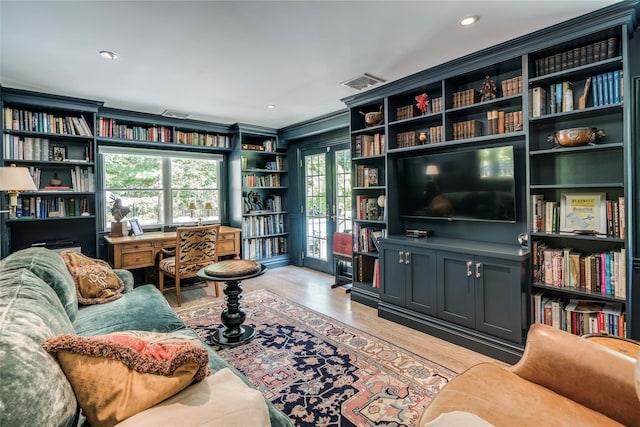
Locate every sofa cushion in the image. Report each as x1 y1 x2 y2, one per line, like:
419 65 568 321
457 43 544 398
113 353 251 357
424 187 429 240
419 363 623 427
74 285 186 336
0 247 78 321
115 367 270 427
43 331 210 427
60 250 124 305
0 268 78 427
171 328 294 427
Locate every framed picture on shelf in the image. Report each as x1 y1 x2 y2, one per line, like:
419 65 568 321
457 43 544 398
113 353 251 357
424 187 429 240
559 192 607 234
128 219 144 236
49 143 66 162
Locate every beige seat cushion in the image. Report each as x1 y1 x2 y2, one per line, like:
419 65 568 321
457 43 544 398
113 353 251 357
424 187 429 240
115 367 271 427
420 363 623 427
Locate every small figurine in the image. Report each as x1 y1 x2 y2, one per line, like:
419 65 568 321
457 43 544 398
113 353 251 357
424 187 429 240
480 75 497 102
415 93 429 114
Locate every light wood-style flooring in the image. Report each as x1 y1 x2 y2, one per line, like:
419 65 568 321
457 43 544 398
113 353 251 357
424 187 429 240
164 265 503 373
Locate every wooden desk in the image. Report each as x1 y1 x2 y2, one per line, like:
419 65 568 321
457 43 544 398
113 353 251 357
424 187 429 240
104 226 241 270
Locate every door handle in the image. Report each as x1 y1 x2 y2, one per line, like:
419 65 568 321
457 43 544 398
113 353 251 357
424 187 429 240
466 260 472 277
399 251 404 263
405 252 411 264
476 262 482 279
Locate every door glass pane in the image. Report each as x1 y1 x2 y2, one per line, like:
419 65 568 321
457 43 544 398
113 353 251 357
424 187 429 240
334 149 352 233
305 153 327 260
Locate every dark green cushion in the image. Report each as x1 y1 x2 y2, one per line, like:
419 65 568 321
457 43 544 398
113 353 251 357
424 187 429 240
0 268 78 427
74 285 186 336
0 247 78 322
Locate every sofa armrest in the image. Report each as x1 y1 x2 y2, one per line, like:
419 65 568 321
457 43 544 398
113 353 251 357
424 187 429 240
510 323 639 426
113 269 135 293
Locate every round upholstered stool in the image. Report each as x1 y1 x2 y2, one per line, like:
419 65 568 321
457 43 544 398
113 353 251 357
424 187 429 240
197 260 267 347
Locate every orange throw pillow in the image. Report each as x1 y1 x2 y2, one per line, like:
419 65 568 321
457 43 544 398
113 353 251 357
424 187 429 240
60 250 124 305
43 331 210 427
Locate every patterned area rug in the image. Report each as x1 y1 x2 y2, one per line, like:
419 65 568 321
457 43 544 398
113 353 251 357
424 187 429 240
175 289 456 427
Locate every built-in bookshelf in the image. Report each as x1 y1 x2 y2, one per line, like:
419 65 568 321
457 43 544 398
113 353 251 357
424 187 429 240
349 103 387 307
528 26 629 338
1 89 101 257
236 130 289 267
341 2 639 362
96 108 232 152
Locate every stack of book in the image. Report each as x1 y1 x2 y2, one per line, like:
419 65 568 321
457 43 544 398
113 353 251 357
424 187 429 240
533 37 618 77
451 89 480 108
501 76 522 97
354 133 385 157
451 120 482 140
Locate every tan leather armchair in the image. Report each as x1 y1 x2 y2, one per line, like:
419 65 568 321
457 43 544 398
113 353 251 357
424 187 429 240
420 323 640 426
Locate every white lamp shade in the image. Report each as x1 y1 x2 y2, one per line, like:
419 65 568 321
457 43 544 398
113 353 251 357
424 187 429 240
0 165 37 191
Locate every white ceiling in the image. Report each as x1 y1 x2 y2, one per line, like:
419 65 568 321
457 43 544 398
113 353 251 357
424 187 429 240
0 0 623 130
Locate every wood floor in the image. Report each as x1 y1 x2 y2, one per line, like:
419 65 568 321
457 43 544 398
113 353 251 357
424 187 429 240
164 265 503 373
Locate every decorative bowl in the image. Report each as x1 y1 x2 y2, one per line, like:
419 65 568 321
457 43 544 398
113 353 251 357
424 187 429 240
547 127 605 147
359 106 384 127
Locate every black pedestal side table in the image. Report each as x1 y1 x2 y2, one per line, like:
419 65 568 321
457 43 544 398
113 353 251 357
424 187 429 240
197 260 267 347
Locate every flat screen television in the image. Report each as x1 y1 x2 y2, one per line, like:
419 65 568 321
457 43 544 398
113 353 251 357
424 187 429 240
397 145 516 222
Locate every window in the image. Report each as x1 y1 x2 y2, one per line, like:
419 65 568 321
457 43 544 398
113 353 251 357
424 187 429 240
100 147 223 230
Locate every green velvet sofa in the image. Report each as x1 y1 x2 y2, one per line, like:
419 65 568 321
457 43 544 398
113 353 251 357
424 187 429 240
0 247 292 427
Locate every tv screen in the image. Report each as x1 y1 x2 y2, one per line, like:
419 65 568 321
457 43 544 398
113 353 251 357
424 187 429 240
398 146 516 222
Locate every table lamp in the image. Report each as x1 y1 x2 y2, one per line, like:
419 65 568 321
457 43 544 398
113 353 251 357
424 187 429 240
0 164 37 219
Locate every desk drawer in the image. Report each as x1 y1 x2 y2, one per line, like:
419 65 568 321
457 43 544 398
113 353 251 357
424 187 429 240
217 240 236 255
154 240 177 249
122 241 153 251
122 250 155 268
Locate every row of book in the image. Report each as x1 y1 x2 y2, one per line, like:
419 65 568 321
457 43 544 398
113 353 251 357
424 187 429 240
27 166 95 193
355 195 380 221
531 195 625 238
243 236 287 260
530 70 622 117
242 173 282 188
174 130 231 148
533 37 618 77
532 241 626 298
98 119 172 142
353 254 380 288
3 107 93 136
395 131 421 148
241 214 285 237
451 119 482 140
353 225 384 253
451 89 480 109
532 293 625 337
501 76 522 97
396 105 420 121
3 135 92 163
15 195 92 218
264 156 286 171
355 165 379 187
354 133 385 157
486 110 523 135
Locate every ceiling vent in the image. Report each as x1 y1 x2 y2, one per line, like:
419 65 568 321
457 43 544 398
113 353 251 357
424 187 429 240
161 109 190 119
340 73 386 90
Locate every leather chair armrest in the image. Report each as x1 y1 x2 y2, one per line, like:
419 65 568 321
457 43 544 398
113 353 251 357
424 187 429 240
510 323 639 426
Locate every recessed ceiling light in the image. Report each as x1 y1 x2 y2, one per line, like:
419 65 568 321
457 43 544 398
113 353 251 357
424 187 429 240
266 104 276 109
99 50 118 60
459 15 479 26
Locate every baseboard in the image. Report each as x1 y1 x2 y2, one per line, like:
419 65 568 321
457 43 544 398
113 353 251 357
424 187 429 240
378 302 524 364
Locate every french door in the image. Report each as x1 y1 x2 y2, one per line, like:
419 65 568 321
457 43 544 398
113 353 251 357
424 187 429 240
301 144 351 273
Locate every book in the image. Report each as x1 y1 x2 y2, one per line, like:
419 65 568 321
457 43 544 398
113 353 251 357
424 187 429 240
531 87 546 117
367 168 378 186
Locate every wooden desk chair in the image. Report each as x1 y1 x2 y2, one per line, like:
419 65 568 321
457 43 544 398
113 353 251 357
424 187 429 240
158 224 221 306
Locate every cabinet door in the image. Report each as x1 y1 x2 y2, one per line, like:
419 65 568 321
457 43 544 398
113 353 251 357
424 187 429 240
474 256 523 342
379 243 406 306
406 248 437 316
437 251 475 328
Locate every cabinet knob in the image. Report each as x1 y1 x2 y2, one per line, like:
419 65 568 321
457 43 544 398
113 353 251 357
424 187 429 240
476 262 482 278
466 260 473 277
399 251 404 263
405 252 411 264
